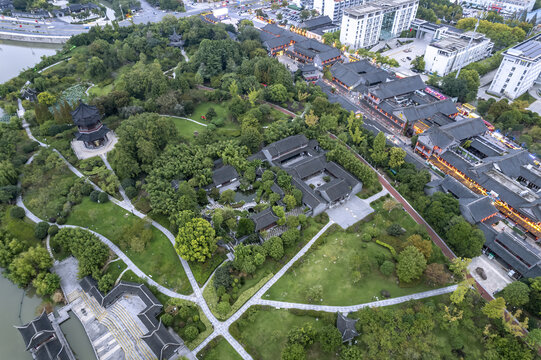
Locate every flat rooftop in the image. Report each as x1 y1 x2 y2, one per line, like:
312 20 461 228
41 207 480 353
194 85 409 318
506 34 541 61
344 0 416 16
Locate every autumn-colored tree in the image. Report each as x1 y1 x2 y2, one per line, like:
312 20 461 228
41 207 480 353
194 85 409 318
304 110 319 127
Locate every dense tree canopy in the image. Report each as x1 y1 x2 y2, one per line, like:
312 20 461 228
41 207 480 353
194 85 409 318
175 218 217 262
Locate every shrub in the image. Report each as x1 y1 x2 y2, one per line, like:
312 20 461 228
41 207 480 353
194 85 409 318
380 260 395 276
48 225 59 237
10 206 25 219
375 239 397 257
183 325 199 341
386 223 404 236
121 178 135 189
361 233 372 242
98 192 109 203
35 222 50 240
125 186 138 199
56 217 66 225
90 190 100 202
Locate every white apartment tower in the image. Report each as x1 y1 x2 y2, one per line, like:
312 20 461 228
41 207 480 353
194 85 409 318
340 0 418 49
489 34 541 100
424 31 493 76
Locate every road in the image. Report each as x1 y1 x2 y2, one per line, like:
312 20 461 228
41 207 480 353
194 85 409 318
0 0 265 37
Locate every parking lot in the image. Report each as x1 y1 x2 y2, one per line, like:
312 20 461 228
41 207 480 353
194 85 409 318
381 38 429 76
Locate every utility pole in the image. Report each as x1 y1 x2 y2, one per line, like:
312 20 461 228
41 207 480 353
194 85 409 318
455 16 480 79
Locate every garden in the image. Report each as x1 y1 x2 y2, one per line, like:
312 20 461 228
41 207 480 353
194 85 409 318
230 306 340 360
197 336 242 360
265 196 450 305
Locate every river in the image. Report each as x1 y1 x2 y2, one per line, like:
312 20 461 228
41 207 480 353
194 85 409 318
0 39 61 84
0 42 96 359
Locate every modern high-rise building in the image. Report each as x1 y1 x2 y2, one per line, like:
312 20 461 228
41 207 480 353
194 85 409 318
339 0 418 49
321 0 366 23
424 30 493 76
488 34 541 99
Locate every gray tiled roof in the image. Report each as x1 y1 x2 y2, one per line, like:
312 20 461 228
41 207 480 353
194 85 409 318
212 165 238 186
469 138 503 158
300 15 333 30
440 175 478 199
337 313 358 342
317 178 349 202
400 99 457 123
141 322 183 360
291 176 326 209
16 311 55 351
460 196 498 223
250 207 279 231
372 75 425 99
439 117 487 141
520 165 541 189
263 134 309 159
285 154 326 179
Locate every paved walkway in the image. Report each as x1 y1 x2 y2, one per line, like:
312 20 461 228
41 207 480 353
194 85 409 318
256 285 458 312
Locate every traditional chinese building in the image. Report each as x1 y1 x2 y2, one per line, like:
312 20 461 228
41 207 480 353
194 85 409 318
71 102 110 149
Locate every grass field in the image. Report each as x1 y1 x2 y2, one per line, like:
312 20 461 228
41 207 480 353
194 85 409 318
88 84 113 97
66 198 192 294
189 250 227 286
265 199 446 305
168 117 207 140
103 258 128 282
1 206 38 247
197 336 242 360
230 307 338 360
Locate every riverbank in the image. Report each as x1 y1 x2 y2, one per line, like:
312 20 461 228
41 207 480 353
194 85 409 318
0 39 61 83
0 31 70 44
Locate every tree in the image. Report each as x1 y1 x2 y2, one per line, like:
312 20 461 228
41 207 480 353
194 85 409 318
502 281 530 307
449 257 471 279
304 110 319 127
383 198 400 213
347 111 364 145
32 272 60 296
213 263 232 289
406 234 432 260
10 206 25 219
217 301 231 316
411 55 426 72
446 219 484 258
380 260 395 276
8 247 52 286
219 189 236 204
120 219 152 253
37 91 56 106
458 69 480 102
441 76 469 102
450 278 474 304
371 132 388 165
340 346 363 360
98 192 109 203
424 263 450 286
283 194 296 211
483 297 507 319
281 228 300 247
396 246 427 283
98 273 114 293
300 9 310 20
184 326 199 341
281 343 305 360
318 325 342 352
388 147 406 169
288 323 317 346
263 236 284 260
268 84 289 103
0 160 18 186
175 218 216 262
34 222 50 240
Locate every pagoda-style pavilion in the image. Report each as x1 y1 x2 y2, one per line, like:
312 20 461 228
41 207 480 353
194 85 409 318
168 29 184 48
71 102 110 149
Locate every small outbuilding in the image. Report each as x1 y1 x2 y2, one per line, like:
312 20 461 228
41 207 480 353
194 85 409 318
337 313 359 343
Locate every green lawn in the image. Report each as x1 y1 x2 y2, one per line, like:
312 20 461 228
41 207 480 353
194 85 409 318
168 117 207 140
265 199 446 305
189 249 227 286
230 307 338 360
191 102 229 123
88 84 113 97
1 206 38 247
197 336 242 360
66 198 192 294
103 259 128 282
